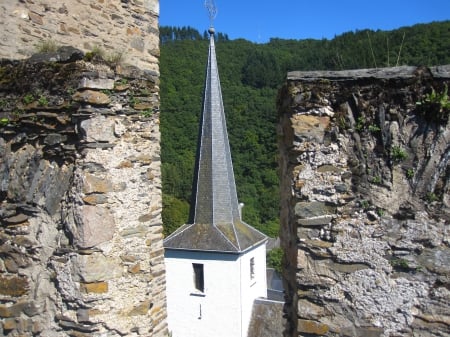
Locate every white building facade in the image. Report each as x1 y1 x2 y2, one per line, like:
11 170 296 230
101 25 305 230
165 244 267 337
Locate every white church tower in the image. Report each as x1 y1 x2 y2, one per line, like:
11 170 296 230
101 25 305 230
163 3 268 337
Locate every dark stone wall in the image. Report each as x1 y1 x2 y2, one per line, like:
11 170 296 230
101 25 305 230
278 65 449 337
0 49 167 336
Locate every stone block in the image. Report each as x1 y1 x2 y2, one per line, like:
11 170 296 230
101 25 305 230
295 202 335 219
74 254 122 282
82 173 113 194
0 302 27 318
298 300 326 320
2 318 17 331
72 90 111 105
3 213 28 224
79 78 115 90
80 281 108 294
75 205 115 248
127 300 152 316
79 115 116 143
44 133 67 146
128 263 141 274
291 115 330 143
28 12 43 25
0 276 28 296
298 216 333 227
297 319 329 335
77 309 90 323
82 194 108 205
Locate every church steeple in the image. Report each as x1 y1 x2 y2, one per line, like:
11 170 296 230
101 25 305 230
164 23 267 253
192 29 241 227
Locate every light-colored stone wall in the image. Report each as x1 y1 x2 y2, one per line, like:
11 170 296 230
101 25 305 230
0 57 167 336
0 0 159 73
0 0 166 335
278 66 450 337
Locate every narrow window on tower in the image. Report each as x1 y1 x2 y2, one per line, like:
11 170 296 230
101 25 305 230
250 257 255 280
193 263 204 292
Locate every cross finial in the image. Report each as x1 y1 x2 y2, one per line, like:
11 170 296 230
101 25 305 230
205 0 217 32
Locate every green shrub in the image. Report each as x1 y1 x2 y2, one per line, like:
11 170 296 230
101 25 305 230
416 84 450 122
267 247 283 274
141 109 153 118
368 124 381 133
426 193 439 203
37 95 48 106
371 176 381 184
406 168 414 179
391 145 408 162
23 94 34 104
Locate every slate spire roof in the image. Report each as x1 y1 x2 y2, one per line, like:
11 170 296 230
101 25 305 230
164 29 267 253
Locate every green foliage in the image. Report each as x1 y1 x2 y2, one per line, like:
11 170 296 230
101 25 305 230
390 258 410 270
416 84 450 122
37 95 48 106
426 192 439 203
368 124 381 133
406 168 414 179
242 49 282 88
162 195 190 236
360 200 370 209
267 248 283 274
129 94 140 107
141 109 153 118
371 176 382 184
355 116 380 133
355 116 365 131
0 118 9 126
23 94 34 104
391 146 408 163
376 208 385 217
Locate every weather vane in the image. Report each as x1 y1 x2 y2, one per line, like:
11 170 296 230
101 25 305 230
204 0 217 29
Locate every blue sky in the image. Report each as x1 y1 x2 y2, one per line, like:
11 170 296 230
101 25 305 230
159 0 450 43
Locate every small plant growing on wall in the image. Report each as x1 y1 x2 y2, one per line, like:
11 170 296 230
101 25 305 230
406 168 414 179
23 94 34 105
0 118 9 126
391 145 408 163
37 95 48 106
141 109 153 118
416 84 450 122
35 39 59 53
426 192 439 203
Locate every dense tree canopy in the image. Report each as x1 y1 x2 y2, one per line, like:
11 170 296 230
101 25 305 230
160 21 450 237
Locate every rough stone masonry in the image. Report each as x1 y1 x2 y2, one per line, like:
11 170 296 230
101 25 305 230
278 66 450 337
0 1 167 336
0 0 159 73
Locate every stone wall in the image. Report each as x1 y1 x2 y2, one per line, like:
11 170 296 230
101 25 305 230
0 50 166 336
0 0 159 72
278 66 450 337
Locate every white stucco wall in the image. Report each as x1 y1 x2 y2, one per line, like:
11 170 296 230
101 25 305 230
165 243 267 337
239 243 268 336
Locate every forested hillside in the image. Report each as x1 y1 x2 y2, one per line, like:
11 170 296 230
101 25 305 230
160 21 450 236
